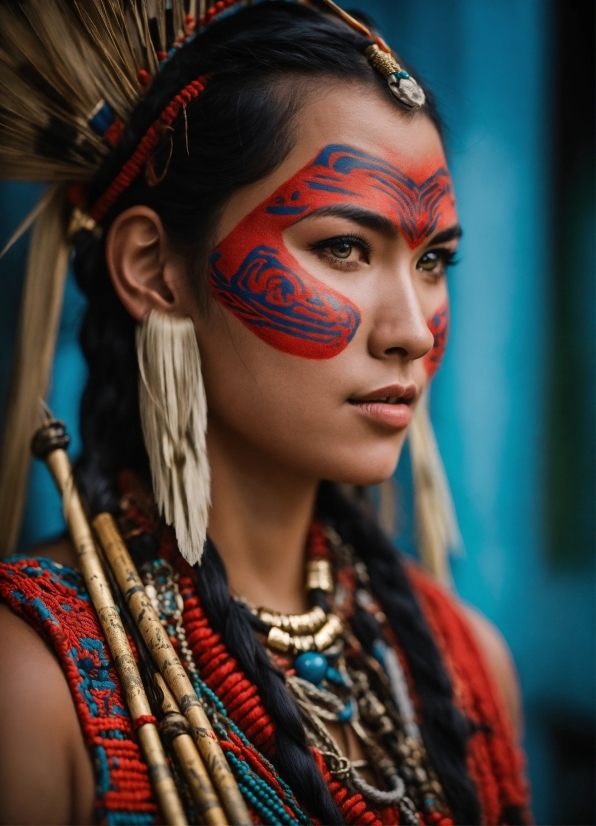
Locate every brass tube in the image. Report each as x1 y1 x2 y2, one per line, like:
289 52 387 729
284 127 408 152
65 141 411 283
93 511 251 826
154 673 227 826
38 440 187 826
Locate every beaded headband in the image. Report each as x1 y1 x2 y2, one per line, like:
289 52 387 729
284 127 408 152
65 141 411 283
83 0 425 227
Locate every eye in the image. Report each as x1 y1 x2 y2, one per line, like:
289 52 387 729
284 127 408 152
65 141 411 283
309 234 372 269
416 248 457 275
328 240 353 259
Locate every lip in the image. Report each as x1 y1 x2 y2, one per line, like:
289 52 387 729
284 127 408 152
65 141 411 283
348 383 417 430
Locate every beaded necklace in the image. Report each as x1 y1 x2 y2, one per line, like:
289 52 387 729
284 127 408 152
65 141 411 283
235 523 451 826
138 513 452 826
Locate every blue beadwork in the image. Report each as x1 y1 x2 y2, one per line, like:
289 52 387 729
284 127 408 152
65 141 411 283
337 698 355 723
190 672 311 825
398 70 410 79
88 101 115 137
294 651 328 685
324 666 347 686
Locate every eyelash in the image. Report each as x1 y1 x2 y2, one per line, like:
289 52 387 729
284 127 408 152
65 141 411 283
308 234 372 269
307 237 459 275
417 248 459 275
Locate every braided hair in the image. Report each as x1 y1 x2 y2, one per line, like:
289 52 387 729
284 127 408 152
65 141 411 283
73 3 480 823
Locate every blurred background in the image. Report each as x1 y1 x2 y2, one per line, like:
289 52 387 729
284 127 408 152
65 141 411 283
0 1 594 823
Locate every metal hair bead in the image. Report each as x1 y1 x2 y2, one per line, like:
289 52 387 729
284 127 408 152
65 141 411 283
366 44 426 110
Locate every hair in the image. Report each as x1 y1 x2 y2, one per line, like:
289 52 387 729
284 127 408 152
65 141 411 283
72 3 480 823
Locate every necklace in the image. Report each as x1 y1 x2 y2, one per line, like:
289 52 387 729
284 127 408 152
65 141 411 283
234 523 451 826
140 525 451 825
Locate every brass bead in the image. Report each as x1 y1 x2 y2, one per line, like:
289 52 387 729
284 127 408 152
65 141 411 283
267 626 292 652
258 605 326 635
306 559 334 594
292 634 316 653
365 44 400 78
313 613 343 651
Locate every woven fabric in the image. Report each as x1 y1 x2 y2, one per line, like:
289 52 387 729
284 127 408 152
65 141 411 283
0 557 159 825
0 552 530 825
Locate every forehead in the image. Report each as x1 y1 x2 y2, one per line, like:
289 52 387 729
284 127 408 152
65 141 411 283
217 84 448 238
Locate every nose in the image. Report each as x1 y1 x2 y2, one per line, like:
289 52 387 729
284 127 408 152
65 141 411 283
367 269 434 361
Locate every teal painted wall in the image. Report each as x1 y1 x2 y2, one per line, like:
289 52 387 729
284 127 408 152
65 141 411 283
0 2 593 822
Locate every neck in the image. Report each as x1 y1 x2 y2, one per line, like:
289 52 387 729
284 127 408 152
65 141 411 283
206 421 318 614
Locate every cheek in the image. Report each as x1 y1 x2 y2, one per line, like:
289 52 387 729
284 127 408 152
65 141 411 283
424 300 449 379
209 245 360 359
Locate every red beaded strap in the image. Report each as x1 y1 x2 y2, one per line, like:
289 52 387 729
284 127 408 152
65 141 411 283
89 75 209 223
133 714 158 730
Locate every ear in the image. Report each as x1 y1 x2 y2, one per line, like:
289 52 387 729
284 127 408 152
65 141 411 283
105 206 189 321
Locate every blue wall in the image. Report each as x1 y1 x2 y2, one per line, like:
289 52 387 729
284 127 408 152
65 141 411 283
0 2 593 823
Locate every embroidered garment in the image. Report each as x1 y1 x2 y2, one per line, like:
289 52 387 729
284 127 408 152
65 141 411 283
0 490 529 826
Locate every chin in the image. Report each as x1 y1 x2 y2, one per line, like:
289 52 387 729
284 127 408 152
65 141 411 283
322 438 406 487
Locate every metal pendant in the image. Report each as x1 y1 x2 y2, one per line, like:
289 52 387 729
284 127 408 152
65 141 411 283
388 73 426 109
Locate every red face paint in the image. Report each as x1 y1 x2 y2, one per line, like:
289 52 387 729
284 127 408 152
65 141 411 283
424 301 449 379
210 143 456 359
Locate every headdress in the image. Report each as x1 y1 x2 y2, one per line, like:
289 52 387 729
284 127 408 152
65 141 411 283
0 0 441 569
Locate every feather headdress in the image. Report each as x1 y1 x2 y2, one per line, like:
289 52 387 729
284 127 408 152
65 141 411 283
0 0 225 556
0 0 444 578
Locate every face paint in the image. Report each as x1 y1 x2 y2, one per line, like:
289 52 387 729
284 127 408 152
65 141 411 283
424 301 449 379
210 143 456 359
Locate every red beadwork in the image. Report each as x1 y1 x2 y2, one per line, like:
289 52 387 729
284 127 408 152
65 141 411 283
89 76 209 223
133 714 158 730
406 563 530 825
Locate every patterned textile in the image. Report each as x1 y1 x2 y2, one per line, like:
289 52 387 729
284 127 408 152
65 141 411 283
0 548 529 825
0 557 158 825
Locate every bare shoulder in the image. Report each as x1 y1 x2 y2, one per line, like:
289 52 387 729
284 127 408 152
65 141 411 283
0 603 94 824
27 533 79 569
461 604 523 738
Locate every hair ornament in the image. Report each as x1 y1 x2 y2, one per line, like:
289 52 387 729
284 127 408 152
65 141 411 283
365 44 425 109
315 1 425 109
0 0 427 558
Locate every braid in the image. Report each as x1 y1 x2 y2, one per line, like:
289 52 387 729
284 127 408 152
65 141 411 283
318 482 482 826
195 539 344 825
72 232 147 514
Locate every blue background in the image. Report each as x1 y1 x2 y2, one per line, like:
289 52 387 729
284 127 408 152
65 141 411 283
0 2 593 823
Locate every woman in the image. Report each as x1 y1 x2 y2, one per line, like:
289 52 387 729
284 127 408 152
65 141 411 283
0 2 528 824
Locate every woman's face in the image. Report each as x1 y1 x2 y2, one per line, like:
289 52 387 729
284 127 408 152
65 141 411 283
194 84 460 485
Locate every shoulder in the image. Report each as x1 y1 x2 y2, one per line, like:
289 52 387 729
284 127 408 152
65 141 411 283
0 603 94 824
460 603 522 736
26 534 80 569
404 561 522 738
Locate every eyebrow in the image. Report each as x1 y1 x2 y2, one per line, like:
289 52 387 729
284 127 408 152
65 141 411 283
297 204 398 239
426 225 463 245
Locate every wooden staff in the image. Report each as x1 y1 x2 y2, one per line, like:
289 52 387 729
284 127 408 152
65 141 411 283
154 672 227 826
31 419 188 826
93 511 251 826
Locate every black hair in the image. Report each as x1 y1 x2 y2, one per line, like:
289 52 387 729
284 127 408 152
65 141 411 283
73 3 480 823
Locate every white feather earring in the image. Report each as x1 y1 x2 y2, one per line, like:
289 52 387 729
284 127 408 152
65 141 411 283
408 390 462 585
136 311 210 566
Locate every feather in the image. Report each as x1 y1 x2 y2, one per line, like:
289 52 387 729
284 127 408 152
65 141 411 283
408 391 462 584
0 186 70 556
0 0 196 184
137 313 211 566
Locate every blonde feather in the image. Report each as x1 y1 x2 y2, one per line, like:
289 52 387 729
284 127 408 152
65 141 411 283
136 313 210 566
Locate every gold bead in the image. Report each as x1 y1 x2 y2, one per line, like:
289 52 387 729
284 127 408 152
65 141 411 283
313 613 343 651
365 44 400 78
291 634 316 653
306 559 334 594
267 626 292 652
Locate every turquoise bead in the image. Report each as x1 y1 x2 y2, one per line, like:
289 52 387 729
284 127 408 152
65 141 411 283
398 70 410 79
325 666 347 686
337 699 354 722
294 651 328 685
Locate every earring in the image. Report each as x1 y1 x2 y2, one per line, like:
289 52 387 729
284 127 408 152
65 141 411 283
408 390 461 584
136 311 210 566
